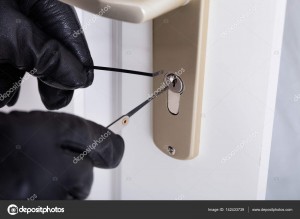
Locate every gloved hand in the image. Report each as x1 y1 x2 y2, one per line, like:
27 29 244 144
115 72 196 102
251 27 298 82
0 111 124 200
0 0 94 110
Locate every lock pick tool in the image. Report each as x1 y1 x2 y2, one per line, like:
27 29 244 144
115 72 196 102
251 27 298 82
106 86 168 134
91 65 169 134
91 66 163 77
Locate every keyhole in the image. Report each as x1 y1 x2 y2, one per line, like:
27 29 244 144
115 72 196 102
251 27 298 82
172 78 177 88
165 73 184 93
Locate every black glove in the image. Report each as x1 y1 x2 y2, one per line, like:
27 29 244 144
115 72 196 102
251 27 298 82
0 0 94 110
0 111 124 200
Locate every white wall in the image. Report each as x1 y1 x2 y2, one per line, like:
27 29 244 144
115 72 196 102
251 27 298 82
266 0 300 200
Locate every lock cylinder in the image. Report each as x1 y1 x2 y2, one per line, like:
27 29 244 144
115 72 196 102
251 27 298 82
165 73 184 115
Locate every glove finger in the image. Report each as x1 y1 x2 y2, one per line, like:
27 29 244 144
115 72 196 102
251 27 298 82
38 80 74 110
0 64 25 107
0 2 91 90
0 110 94 200
6 87 21 107
64 133 125 169
19 0 94 86
57 113 125 169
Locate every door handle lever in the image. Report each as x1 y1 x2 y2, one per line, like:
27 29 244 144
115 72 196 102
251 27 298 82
59 0 190 23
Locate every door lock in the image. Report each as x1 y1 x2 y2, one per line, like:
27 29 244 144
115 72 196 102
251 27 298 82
153 0 209 160
165 73 184 115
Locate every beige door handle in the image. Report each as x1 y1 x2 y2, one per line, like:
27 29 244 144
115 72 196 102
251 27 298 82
59 0 190 23
153 0 210 160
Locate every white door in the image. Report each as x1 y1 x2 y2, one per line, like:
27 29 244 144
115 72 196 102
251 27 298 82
113 0 287 200
3 0 287 200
